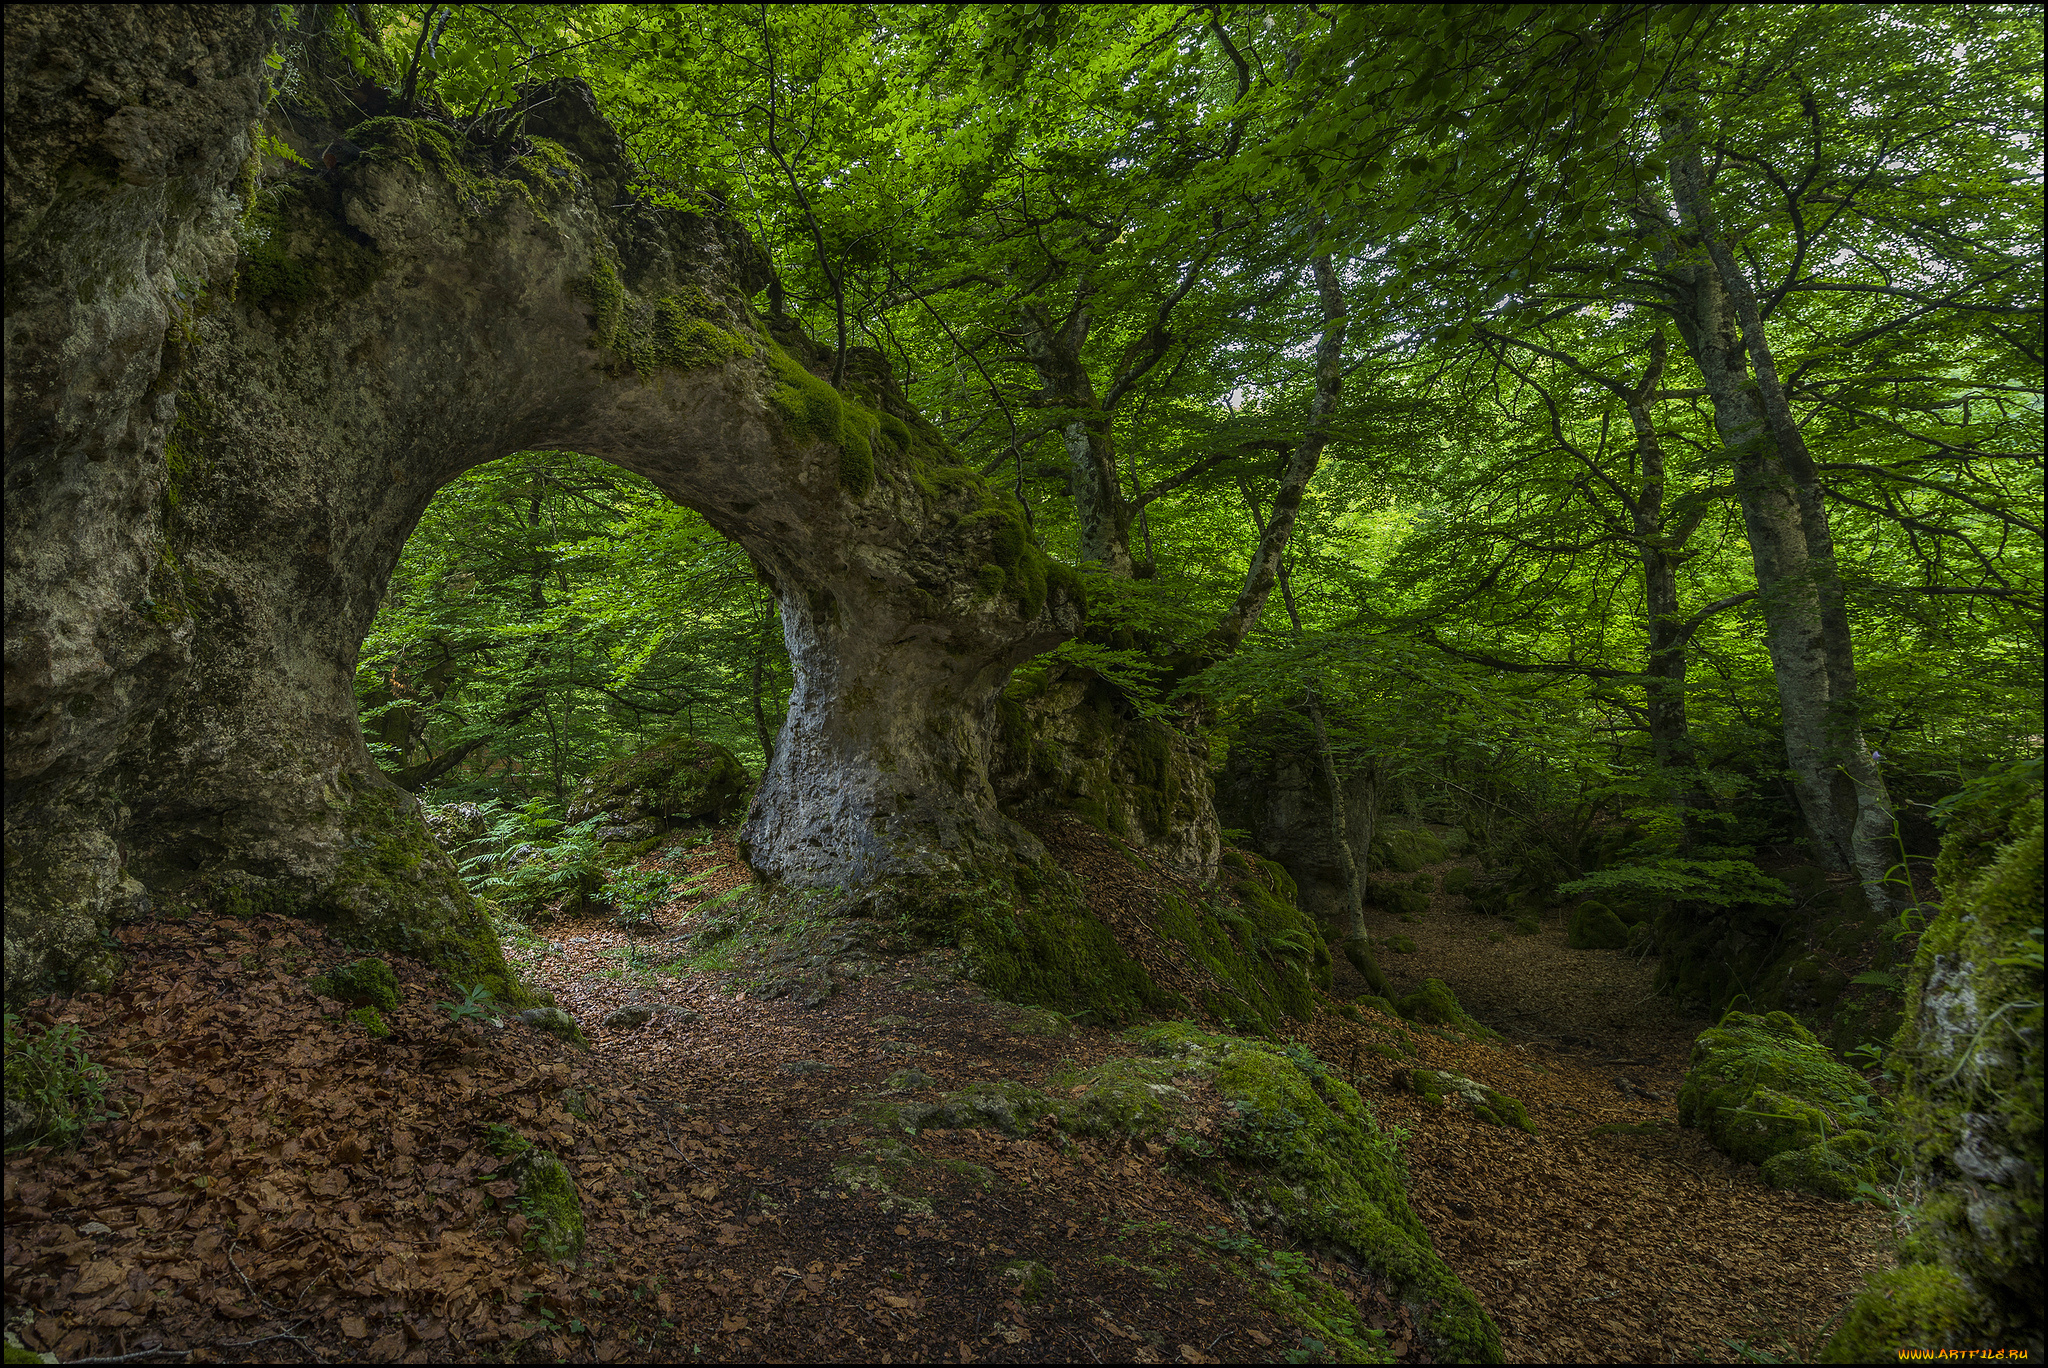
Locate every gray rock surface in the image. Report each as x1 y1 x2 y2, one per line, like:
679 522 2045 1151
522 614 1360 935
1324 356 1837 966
5 11 1080 997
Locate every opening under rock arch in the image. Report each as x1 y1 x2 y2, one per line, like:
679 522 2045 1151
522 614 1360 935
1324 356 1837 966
4 62 1080 999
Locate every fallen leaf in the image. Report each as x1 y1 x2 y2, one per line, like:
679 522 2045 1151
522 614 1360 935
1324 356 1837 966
72 1260 124 1295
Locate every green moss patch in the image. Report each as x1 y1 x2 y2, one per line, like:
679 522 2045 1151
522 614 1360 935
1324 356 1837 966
957 882 1171 1026
307 956 401 1011
764 338 880 496
1822 1265 1980 1363
320 780 539 1010
1135 1023 1503 1363
1677 1010 1883 1186
1402 1069 1536 1134
1149 856 1329 1036
1567 901 1630 950
574 259 754 380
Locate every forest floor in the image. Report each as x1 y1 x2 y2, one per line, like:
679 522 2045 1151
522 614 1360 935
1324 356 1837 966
3 822 1896 1365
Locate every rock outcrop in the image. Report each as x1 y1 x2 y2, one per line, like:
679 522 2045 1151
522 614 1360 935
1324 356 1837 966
4 7 1080 1000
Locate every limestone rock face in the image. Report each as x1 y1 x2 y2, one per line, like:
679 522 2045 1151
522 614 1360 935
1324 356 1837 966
1835 768 2042 1357
5 12 1080 998
988 663 1218 879
1214 709 1374 924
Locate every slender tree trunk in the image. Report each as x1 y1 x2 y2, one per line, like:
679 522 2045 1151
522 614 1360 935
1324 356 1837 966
1621 335 1698 823
1017 301 1133 574
1218 249 1346 650
1268 503 1392 1000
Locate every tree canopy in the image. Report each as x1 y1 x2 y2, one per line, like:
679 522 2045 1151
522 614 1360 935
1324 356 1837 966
347 1 2042 901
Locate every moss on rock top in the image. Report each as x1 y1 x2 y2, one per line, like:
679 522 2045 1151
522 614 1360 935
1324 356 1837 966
567 735 749 831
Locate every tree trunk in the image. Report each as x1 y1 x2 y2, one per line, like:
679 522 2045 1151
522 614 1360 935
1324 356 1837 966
1660 120 1897 910
1620 337 1699 817
1217 250 1346 651
1017 301 1134 575
1638 141 1894 906
3 23 1079 997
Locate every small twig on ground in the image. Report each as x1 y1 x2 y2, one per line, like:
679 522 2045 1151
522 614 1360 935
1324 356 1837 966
1063 1326 1103 1363
54 1351 187 1365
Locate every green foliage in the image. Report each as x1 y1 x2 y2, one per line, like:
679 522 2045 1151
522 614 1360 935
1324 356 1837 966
1560 855 1792 910
597 865 674 928
3 1015 118 1154
435 983 500 1025
457 802 610 920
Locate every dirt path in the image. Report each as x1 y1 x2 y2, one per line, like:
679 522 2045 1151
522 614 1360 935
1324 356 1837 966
4 828 1894 1365
1305 850 1897 1362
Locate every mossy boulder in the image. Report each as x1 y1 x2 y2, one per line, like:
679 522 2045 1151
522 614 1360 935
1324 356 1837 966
1676 1011 1880 1180
1821 1265 1982 1363
1829 763 2042 1359
1441 866 1475 896
517 1006 590 1052
1760 1129 1881 1202
1396 978 1498 1039
1373 876 1431 919
500 1146 585 1263
567 735 748 837
1136 1023 1502 1363
1403 1069 1537 1134
1566 901 1630 950
307 957 401 1011
1375 827 1449 873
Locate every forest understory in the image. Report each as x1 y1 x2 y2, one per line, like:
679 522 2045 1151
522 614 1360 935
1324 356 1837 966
2 822 1896 1366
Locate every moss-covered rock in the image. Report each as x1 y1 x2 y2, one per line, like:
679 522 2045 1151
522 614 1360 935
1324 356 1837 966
1442 866 1475 896
1759 1129 1881 1202
953 878 1173 1026
1396 978 1499 1040
567 735 749 834
1373 876 1432 919
1566 901 1630 950
517 1006 590 1052
1821 1265 1981 1363
1137 1023 1503 1363
501 1145 585 1263
307 957 401 1011
1831 762 2042 1358
1677 1011 1879 1172
1377 828 1449 873
1142 854 1330 1035
1403 1069 1537 1133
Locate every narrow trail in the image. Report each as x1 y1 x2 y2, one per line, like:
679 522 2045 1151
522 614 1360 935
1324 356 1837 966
1311 844 1896 1362
3 824 1893 1365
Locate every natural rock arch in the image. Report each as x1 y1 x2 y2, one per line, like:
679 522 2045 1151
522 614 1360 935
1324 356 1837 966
4 7 1081 999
